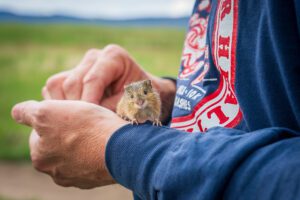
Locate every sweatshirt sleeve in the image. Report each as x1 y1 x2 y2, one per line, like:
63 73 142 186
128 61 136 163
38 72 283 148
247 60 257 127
105 124 300 200
294 0 300 35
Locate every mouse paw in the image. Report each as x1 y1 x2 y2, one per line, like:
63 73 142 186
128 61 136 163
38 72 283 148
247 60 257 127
130 119 139 125
118 114 130 121
152 119 162 126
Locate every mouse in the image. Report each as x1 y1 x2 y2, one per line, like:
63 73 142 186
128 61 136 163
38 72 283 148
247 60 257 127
116 79 162 126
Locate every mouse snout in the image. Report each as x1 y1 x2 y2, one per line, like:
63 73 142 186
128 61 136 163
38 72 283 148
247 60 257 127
136 99 145 106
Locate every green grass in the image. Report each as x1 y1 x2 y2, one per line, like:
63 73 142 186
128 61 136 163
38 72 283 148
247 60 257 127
0 23 185 160
0 196 13 200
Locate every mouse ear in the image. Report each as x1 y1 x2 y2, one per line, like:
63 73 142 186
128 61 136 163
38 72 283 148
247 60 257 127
124 83 134 92
143 79 152 88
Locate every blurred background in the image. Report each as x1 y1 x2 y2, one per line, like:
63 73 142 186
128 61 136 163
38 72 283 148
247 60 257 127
0 0 194 199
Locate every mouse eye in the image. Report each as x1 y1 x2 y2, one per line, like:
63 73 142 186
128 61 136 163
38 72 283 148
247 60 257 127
130 94 134 98
144 90 148 95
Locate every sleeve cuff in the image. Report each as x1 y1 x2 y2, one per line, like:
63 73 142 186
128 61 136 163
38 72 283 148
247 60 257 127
105 122 185 197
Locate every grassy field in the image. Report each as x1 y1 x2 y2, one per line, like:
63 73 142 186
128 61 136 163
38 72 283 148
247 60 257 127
0 23 185 160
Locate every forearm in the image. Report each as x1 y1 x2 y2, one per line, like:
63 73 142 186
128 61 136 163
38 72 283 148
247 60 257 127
106 123 185 199
105 124 300 199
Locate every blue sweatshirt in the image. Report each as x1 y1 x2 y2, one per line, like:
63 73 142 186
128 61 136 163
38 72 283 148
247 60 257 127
106 0 300 199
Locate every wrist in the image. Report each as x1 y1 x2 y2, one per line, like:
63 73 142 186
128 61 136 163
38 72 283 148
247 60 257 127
102 122 129 185
94 112 129 185
103 117 130 145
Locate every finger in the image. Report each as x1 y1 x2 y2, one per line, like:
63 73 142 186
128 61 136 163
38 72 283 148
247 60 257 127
11 100 40 127
52 177 73 188
63 49 100 100
29 129 40 153
100 93 123 111
29 130 53 174
42 86 51 100
81 54 123 104
46 71 70 100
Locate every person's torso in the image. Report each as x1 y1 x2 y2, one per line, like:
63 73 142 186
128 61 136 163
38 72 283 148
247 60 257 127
170 0 300 132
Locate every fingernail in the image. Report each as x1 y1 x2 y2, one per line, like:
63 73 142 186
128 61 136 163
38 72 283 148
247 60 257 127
11 104 22 122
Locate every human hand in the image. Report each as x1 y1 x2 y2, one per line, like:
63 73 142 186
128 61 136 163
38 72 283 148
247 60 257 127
43 44 176 122
11 100 129 189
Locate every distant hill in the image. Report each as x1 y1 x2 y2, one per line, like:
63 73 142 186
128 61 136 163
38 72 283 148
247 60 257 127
0 11 189 27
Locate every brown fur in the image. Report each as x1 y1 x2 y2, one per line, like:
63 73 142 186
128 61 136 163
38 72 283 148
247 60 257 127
116 80 162 126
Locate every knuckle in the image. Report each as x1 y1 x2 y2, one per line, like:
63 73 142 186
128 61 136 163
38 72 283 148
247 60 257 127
32 101 49 123
52 168 64 180
103 44 125 57
51 169 72 187
31 154 46 172
36 103 47 117
55 180 72 187
83 73 99 85
85 48 100 59
62 77 77 92
46 76 61 91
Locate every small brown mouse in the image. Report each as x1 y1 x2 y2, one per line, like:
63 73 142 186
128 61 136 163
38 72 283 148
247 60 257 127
116 79 162 126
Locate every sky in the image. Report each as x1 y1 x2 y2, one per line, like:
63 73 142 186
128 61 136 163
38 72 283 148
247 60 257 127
0 0 195 19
